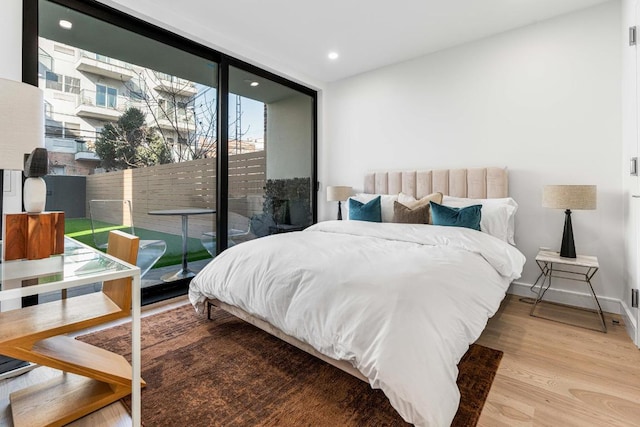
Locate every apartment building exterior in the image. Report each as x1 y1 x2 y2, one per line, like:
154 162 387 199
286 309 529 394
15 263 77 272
38 37 205 176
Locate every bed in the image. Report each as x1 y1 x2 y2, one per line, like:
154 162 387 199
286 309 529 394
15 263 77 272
189 167 526 426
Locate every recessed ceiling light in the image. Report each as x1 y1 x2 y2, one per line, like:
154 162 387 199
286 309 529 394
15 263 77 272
59 20 73 30
328 52 339 60
250 81 259 87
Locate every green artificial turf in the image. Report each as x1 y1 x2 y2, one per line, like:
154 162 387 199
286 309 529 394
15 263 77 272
65 218 212 269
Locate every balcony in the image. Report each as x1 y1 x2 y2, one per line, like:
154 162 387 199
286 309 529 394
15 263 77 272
153 108 195 133
75 89 128 121
75 151 101 162
75 51 135 81
154 73 197 96
74 139 101 163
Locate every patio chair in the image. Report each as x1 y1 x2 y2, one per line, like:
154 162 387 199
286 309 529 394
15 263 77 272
89 199 167 278
200 211 251 256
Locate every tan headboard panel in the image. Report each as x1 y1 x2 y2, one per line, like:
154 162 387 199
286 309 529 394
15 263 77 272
364 167 508 199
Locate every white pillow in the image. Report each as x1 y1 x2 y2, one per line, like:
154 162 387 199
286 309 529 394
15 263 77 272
442 196 518 245
347 193 398 222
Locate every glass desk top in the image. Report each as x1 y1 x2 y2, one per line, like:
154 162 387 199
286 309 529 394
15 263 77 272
1 236 137 296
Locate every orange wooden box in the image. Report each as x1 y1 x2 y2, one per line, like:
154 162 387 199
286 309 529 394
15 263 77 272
2 212 65 261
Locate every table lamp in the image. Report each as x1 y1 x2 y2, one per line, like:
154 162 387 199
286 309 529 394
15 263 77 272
542 185 597 258
326 186 352 220
0 78 45 221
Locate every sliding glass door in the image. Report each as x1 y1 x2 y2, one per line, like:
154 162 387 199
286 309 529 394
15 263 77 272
29 0 317 302
37 0 218 295
225 66 314 245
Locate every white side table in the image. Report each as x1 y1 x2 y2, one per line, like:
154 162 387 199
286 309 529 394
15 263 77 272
530 250 606 332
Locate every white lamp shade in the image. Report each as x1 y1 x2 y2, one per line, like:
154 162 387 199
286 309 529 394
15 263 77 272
542 185 597 210
327 186 352 202
0 78 45 171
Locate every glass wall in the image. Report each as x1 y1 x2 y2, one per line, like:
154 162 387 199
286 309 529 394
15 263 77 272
38 0 218 292
32 0 316 302
225 66 314 245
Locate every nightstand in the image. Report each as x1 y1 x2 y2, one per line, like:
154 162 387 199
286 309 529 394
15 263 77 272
530 250 606 332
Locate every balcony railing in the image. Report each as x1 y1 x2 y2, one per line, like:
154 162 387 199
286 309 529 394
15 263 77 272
79 51 133 70
75 89 138 120
154 72 197 96
76 51 135 81
153 106 196 132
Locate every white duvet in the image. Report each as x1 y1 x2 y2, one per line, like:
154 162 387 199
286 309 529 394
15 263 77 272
189 220 525 426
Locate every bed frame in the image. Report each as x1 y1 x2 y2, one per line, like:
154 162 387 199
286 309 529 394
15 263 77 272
206 167 509 383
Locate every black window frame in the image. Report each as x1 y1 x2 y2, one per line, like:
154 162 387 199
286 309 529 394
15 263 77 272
23 0 318 299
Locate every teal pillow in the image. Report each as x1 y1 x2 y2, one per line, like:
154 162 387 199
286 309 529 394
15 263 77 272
349 196 382 222
429 201 482 231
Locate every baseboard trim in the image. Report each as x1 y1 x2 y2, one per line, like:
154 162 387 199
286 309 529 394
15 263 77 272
619 300 638 347
509 281 622 314
509 281 640 348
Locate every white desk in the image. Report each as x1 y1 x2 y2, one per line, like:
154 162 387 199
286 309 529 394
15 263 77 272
0 236 142 426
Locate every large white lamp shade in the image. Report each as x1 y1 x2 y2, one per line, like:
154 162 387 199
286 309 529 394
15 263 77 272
0 78 46 214
0 78 45 170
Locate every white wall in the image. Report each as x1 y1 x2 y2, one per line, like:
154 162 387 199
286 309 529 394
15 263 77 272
0 0 24 214
266 94 313 179
323 2 624 304
2 0 628 312
0 0 21 80
622 0 639 342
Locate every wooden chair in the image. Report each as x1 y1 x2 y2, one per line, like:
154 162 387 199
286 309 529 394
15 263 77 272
0 230 145 427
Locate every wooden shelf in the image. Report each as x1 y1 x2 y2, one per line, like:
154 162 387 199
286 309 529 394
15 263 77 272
31 336 145 387
0 230 142 427
0 293 125 346
10 372 131 427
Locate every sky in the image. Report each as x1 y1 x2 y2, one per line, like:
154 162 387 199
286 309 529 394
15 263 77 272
193 84 265 141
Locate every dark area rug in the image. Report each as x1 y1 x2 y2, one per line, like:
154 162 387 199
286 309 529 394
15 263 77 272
77 303 502 426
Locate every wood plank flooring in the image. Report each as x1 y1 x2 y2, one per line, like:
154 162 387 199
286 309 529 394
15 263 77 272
477 294 640 427
0 294 638 426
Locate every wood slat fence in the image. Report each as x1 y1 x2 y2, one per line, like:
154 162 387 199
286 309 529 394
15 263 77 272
86 151 266 238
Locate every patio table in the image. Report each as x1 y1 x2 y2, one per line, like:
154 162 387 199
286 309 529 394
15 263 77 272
148 208 216 281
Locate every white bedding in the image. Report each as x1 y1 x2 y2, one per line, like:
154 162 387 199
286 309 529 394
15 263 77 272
189 220 525 426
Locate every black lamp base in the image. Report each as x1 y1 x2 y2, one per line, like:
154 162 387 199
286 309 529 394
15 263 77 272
337 201 343 221
560 209 576 258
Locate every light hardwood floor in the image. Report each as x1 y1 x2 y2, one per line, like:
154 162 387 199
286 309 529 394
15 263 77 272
1 294 639 426
477 294 640 427
0 295 190 427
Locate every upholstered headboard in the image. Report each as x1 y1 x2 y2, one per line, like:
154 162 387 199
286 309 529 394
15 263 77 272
364 167 508 199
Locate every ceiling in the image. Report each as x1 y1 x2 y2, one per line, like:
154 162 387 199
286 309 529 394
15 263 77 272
41 0 305 104
99 0 611 84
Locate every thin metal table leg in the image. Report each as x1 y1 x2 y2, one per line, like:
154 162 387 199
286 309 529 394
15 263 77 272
181 214 189 272
585 267 606 332
531 262 550 316
160 214 195 281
